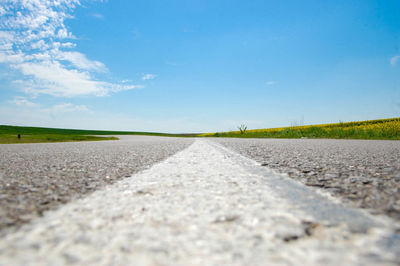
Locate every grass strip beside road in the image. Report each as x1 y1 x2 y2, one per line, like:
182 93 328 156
0 134 118 144
0 125 198 144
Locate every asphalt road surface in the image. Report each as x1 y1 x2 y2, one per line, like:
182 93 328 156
0 137 399 265
214 138 400 221
0 136 193 235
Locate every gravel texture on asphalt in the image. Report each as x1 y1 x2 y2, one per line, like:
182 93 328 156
0 136 193 235
0 139 398 265
213 138 400 221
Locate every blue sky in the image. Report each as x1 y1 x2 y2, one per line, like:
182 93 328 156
0 0 399 133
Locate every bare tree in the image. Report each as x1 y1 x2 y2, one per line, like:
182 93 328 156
238 124 247 134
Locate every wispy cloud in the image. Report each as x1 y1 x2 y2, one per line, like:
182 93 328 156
9 96 38 107
142 73 157 80
183 28 194 33
57 51 108 72
49 103 90 113
91 13 104 19
0 102 214 132
165 61 179 66
7 97 90 120
0 0 138 97
8 96 90 113
14 60 137 97
266 81 277 86
131 29 141 40
390 55 400 65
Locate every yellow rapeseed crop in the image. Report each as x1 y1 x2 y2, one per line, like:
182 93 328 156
200 118 400 139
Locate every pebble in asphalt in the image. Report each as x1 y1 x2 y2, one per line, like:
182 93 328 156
213 138 400 222
0 135 193 235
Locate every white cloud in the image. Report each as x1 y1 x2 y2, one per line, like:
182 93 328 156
165 61 178 66
390 55 400 65
91 13 104 19
142 73 157 80
8 96 90 113
0 102 270 133
266 81 277 86
13 60 139 97
57 51 107 72
9 96 38 107
0 101 94 128
0 0 138 98
0 6 6 16
0 52 25 63
50 103 90 113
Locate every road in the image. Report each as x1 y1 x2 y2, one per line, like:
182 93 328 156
0 136 193 234
214 138 400 220
0 137 399 265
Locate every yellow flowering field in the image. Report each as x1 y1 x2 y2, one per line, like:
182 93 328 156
200 118 400 140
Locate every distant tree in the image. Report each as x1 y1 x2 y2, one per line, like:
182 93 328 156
238 124 247 134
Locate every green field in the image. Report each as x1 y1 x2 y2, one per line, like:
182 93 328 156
0 125 197 144
0 134 119 144
200 118 400 140
2 117 399 144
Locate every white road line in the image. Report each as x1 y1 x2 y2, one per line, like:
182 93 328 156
0 139 398 265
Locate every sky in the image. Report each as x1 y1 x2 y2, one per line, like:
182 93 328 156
0 0 399 133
